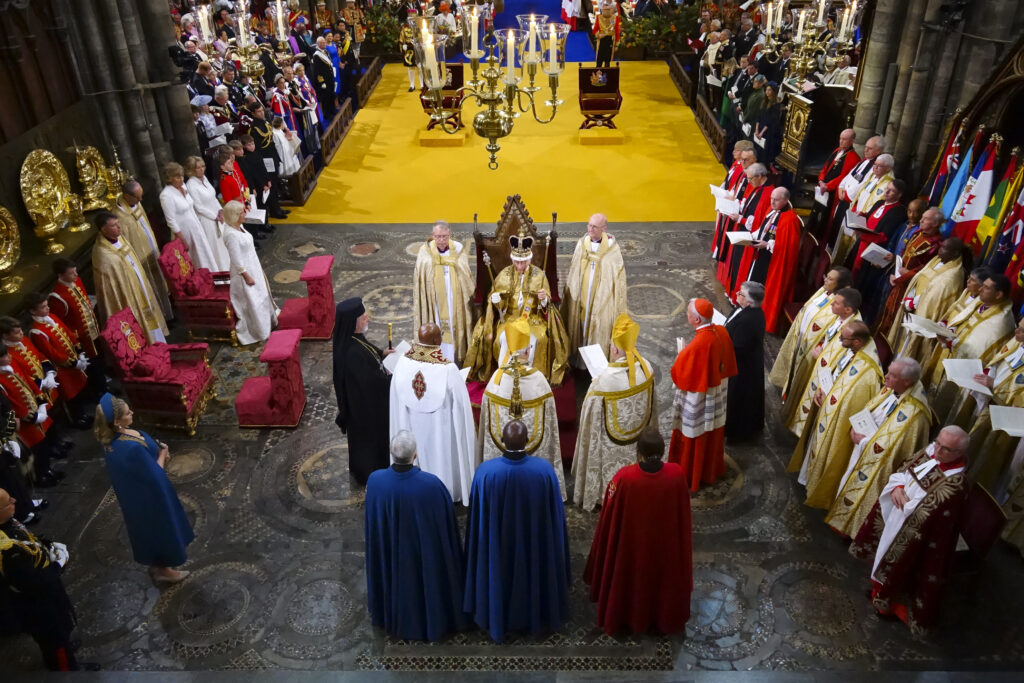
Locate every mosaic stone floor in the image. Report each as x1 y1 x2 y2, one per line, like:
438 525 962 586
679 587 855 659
4 220 1024 676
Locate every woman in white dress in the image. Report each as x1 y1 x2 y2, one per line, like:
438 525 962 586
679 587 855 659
222 200 279 345
159 162 220 272
183 156 231 272
272 117 302 177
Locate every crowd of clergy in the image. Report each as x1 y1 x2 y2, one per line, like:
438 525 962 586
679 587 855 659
713 127 1024 636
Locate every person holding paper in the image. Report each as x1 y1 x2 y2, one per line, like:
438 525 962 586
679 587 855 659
724 282 765 442
332 297 394 485
876 206 944 337
476 319 565 499
711 142 756 275
919 265 990 388
810 128 859 239
562 214 627 365
833 153 895 268
826 358 932 538
667 299 737 492
572 314 657 510
927 274 1015 418
785 287 863 442
792 320 883 509
721 163 773 294
849 426 970 636
885 236 965 362
389 324 476 504
825 135 884 253
851 179 907 280
413 221 475 365
221 201 280 345
862 199 928 327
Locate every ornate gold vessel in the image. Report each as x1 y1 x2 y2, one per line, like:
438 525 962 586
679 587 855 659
105 147 129 205
20 149 71 254
74 144 114 211
0 206 22 294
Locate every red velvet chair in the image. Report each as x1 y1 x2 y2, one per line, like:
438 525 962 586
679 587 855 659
235 328 306 428
99 308 216 436
158 238 238 345
277 255 335 339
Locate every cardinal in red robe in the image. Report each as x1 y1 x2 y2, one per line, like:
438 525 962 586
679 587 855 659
584 426 692 636
667 299 738 491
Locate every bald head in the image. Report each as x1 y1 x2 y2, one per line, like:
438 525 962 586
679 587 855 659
587 213 608 241
419 323 442 346
502 419 529 451
839 128 855 149
864 135 886 159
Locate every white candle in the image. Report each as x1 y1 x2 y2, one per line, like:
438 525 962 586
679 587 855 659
423 33 438 88
470 9 479 57
548 24 556 72
528 17 537 62
766 3 773 33
276 0 286 40
839 8 849 41
850 0 858 33
796 9 806 42
506 30 514 73
817 0 826 25
237 15 246 46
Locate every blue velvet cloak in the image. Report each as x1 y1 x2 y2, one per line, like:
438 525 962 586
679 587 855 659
463 454 571 643
364 466 469 641
104 431 194 567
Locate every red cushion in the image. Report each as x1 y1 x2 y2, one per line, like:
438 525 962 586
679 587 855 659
300 255 334 281
261 329 302 363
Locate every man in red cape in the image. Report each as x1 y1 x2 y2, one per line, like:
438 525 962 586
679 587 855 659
739 187 803 334
668 298 738 491
584 426 692 636
721 163 773 297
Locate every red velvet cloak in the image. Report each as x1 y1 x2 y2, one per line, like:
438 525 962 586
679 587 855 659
762 210 803 334
670 324 738 393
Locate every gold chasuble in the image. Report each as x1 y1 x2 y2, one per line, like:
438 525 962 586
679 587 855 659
91 237 169 343
114 198 173 320
885 256 964 360
825 382 932 537
770 286 836 407
921 291 981 388
413 238 475 365
561 234 627 356
466 264 570 384
794 344 883 509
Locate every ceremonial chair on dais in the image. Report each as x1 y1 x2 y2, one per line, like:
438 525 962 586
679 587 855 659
98 308 215 436
235 328 306 428
419 63 465 131
158 238 238 345
578 65 622 130
277 255 336 339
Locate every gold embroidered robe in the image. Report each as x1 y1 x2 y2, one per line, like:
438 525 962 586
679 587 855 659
921 290 981 389
113 198 173 319
91 237 169 343
887 256 964 362
561 234 627 358
413 239 475 365
769 286 836 406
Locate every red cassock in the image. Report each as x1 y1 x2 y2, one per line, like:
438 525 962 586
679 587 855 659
761 210 803 334
583 462 693 636
49 278 100 358
722 184 774 297
29 317 87 400
0 369 52 447
711 163 747 261
818 147 861 222
667 325 738 491
851 201 901 277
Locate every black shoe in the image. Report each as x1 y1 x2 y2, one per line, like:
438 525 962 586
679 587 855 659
33 498 49 510
36 474 59 488
408 86 415 92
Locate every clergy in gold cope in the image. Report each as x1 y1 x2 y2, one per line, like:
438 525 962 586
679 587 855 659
412 221 475 365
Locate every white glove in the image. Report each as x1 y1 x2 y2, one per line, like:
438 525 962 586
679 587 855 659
41 371 59 390
482 252 491 266
48 542 69 568
75 353 89 372
35 404 48 424
4 440 20 460
490 292 501 305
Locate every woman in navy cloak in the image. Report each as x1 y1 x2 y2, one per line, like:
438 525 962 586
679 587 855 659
463 419 570 643
96 394 194 585
365 430 469 641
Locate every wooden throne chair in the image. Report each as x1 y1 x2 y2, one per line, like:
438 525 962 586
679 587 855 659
578 64 623 130
420 63 465 131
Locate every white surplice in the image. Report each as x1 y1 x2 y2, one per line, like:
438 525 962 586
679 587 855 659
224 226 279 345
185 176 231 271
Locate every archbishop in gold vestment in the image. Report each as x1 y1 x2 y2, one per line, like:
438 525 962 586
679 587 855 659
114 197 174 320
561 233 627 357
465 264 570 384
413 238 475 365
92 236 169 343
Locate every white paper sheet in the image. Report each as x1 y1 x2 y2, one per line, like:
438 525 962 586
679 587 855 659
716 196 740 214
860 243 894 267
676 337 685 353
817 366 834 395
839 174 862 199
942 358 992 395
706 74 723 88
742 122 752 136
713 309 727 326
709 184 732 199
382 340 411 373
263 158 275 173
990 405 1024 437
814 186 830 206
243 207 266 224
726 231 755 245
753 133 766 148
262 188 271 203
845 209 867 230
907 313 955 339
579 344 609 378
849 407 879 439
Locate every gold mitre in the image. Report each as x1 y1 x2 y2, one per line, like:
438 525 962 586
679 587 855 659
509 225 534 262
612 313 645 386
495 317 532 383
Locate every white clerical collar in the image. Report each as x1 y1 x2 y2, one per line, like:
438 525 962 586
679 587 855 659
695 323 711 330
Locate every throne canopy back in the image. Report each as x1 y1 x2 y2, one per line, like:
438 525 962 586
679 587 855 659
472 194 559 305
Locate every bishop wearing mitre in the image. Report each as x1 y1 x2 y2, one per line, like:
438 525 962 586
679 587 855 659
561 214 627 361
412 221 475 365
476 318 565 499
571 313 657 511
389 323 476 504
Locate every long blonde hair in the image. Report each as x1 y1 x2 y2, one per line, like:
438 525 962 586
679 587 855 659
94 397 129 447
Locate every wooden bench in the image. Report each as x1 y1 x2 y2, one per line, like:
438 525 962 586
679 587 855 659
321 98 355 164
357 57 383 109
280 154 317 207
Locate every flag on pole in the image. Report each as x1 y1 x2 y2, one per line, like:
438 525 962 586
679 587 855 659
926 122 964 205
979 158 1022 266
948 141 996 242
939 131 982 232
1000 185 1024 303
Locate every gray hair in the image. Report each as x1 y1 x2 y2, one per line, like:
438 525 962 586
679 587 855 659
867 135 887 152
747 162 768 178
740 281 765 306
431 220 450 234
937 425 970 453
214 85 228 98
875 153 895 169
923 207 946 223
889 356 922 383
390 430 417 464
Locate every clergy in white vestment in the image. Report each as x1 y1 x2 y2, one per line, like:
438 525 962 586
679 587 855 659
389 323 476 503
561 213 628 361
412 221 475 365
222 201 279 345
571 313 658 510
477 317 565 499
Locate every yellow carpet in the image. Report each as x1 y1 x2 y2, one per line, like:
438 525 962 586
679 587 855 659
282 61 723 224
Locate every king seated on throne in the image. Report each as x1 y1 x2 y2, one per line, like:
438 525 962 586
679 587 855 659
465 226 570 385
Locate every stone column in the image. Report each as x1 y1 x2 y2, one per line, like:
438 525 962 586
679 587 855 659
851 0 908 149
882 0 928 153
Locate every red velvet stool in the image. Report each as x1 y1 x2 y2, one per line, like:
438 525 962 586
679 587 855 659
235 328 306 428
277 255 336 339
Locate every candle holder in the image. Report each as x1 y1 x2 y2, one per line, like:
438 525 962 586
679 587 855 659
459 8 487 88
412 31 451 125
268 1 291 53
515 14 548 94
